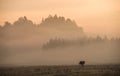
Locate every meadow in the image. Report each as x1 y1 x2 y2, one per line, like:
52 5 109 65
0 65 120 76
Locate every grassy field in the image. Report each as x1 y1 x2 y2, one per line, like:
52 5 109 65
0 65 120 76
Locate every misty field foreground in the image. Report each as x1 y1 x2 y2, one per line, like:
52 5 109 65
0 15 120 65
0 65 120 76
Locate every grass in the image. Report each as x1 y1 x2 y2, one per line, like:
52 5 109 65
0 65 120 76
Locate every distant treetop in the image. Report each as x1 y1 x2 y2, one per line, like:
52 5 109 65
40 15 77 27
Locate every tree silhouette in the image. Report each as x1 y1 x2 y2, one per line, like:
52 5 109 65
4 21 11 27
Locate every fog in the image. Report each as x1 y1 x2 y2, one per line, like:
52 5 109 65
0 15 120 66
1 41 120 66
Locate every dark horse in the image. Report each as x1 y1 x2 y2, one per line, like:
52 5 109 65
79 61 85 66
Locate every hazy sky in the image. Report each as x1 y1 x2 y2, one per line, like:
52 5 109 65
0 0 120 37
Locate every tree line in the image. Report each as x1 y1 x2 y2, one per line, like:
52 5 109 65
42 36 120 49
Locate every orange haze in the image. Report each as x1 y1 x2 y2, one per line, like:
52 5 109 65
0 0 120 37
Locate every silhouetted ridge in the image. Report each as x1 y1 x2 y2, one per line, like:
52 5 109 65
38 15 84 38
40 15 79 29
0 16 35 32
0 15 85 41
13 16 34 27
0 15 83 31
